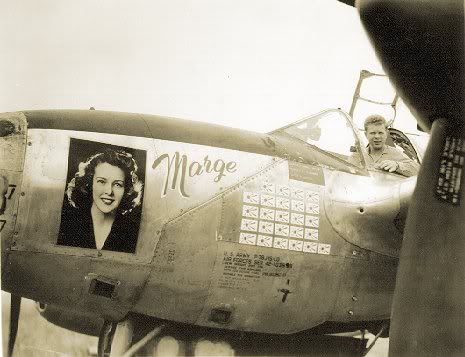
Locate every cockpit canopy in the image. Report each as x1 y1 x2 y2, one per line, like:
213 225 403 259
274 109 365 168
271 108 425 174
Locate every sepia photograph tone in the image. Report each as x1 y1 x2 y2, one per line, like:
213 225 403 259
1 0 463 356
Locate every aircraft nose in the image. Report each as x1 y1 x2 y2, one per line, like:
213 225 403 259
0 176 8 215
0 112 28 274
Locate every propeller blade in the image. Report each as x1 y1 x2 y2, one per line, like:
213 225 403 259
357 0 465 355
8 294 21 357
357 0 464 131
337 0 356 6
393 120 465 355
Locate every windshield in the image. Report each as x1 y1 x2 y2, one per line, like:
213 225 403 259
280 110 363 167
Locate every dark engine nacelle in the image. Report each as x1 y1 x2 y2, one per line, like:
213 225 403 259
36 302 104 336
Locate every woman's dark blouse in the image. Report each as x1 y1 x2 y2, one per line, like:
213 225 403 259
57 200 140 253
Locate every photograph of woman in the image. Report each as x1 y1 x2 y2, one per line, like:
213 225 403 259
57 140 145 253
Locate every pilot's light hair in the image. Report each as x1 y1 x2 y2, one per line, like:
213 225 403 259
66 148 143 215
364 114 388 131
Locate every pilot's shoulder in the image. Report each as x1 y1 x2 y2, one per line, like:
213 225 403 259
386 145 410 159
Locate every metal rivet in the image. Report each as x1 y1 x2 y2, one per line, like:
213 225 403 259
97 251 102 257
352 250 358 256
27 142 32 146
359 207 364 213
21 192 25 196
348 310 354 316
352 296 358 302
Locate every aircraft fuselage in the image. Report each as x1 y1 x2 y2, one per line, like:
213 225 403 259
1 109 414 335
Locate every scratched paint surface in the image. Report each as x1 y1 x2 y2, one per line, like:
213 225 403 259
0 113 27 274
9 126 349 334
13 129 274 261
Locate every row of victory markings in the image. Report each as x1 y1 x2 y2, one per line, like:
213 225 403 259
242 206 319 227
243 191 319 209
241 217 319 239
243 194 320 213
238 232 331 255
259 182 319 201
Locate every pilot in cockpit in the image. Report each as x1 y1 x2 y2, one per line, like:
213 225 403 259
352 114 419 177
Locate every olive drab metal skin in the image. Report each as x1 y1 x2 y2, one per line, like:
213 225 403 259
1 108 420 335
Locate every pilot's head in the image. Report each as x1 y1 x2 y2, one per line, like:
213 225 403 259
66 149 143 215
364 114 388 152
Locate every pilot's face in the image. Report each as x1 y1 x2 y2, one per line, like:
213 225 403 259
365 123 388 151
92 162 125 214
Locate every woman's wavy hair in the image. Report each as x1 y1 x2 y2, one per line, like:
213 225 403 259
66 149 143 215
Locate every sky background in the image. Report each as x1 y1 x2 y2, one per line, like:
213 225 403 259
2 0 417 133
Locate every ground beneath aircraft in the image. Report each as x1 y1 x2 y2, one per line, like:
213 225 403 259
1 292 388 356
